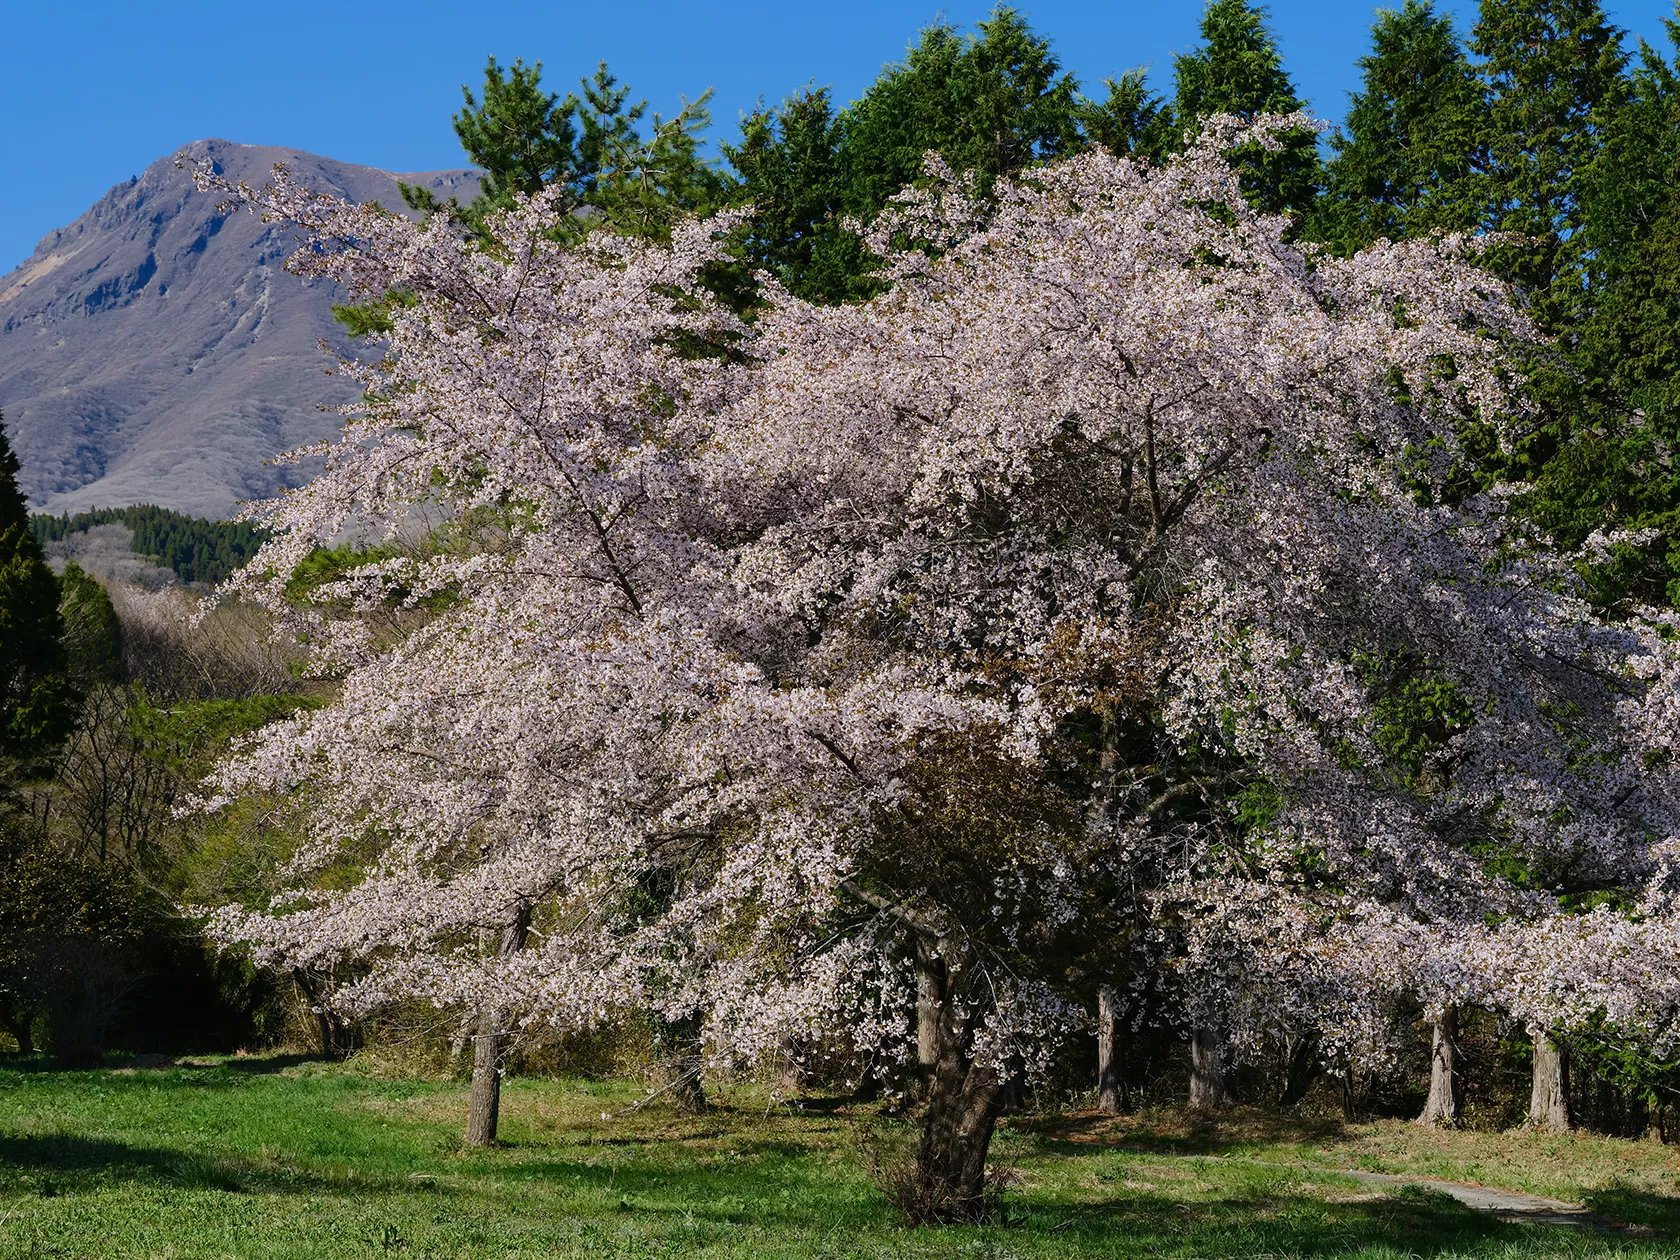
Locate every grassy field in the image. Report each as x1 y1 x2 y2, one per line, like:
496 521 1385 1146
1 1056 1678 1258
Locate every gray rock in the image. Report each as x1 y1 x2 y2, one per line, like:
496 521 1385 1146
0 140 478 518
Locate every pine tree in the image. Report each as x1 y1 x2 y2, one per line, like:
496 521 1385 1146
1171 0 1321 216
1317 1 1486 254
0 416 72 771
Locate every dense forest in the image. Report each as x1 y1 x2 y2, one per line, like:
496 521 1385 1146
6 1 1680 1197
30 506 268 585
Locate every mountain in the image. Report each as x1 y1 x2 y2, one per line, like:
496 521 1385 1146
0 140 478 519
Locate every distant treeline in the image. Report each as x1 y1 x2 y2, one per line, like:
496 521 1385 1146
29 506 268 585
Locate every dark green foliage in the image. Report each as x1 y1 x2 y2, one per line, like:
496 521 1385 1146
29 506 267 586
414 56 727 243
57 563 120 688
1470 0 1629 326
1316 1 1487 253
0 818 146 1062
1172 0 1322 216
0 418 72 768
1077 71 1175 162
1361 654 1475 792
836 9 1080 214
438 56 579 216
727 8 1083 302
727 89 868 303
1546 18 1680 609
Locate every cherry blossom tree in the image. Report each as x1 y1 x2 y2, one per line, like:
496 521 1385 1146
191 114 1680 1219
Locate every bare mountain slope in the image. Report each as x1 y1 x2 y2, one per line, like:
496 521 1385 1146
0 140 477 518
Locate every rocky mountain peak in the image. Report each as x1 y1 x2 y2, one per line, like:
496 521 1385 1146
0 141 478 518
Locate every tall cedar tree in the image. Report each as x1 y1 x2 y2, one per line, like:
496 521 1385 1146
728 8 1081 302
1172 0 1322 217
1471 0 1628 329
0 417 72 771
1528 15 1680 609
1317 1 1486 254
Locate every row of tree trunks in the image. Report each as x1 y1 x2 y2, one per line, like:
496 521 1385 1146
1086 998 1570 1128
464 901 533 1146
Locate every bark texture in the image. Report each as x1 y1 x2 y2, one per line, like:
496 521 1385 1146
910 983 1006 1222
1188 1024 1235 1109
916 942 945 1085
463 903 531 1146
1097 985 1124 1114
1279 1032 1320 1107
465 1015 504 1147
653 1011 708 1115
1528 1028 1571 1132
1417 1006 1461 1127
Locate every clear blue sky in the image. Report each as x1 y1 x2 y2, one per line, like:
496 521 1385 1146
5 1 1678 272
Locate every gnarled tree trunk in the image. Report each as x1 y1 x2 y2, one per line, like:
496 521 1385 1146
1417 1006 1461 1127
1528 1027 1570 1132
911 972 1007 1222
464 901 532 1146
1097 985 1124 1114
1188 1023 1234 1110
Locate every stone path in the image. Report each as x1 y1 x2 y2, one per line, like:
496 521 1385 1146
1326 1166 1598 1228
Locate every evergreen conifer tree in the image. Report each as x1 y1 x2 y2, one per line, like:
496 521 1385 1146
0 417 72 771
1078 70 1175 161
1471 0 1628 327
1522 16 1680 610
727 8 1082 302
1317 1 1486 253
1171 0 1321 216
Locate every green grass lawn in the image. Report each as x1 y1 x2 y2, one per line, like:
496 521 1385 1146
1 1055 1678 1258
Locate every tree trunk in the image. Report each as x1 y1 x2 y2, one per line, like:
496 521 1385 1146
465 1014 504 1146
1097 985 1124 1114
290 969 335 1056
1188 1024 1234 1110
1528 1027 1570 1132
1279 1031 1319 1107
775 1034 805 1095
463 902 532 1146
1417 1006 1461 1128
0 1005 34 1055
916 941 945 1087
653 1011 708 1116
1339 1058 1363 1121
910 979 1007 1223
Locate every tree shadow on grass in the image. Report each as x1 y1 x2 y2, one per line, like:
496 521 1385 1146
0 1133 405 1200
1586 1186 1680 1236
1018 1105 1350 1156
1028 1186 1592 1257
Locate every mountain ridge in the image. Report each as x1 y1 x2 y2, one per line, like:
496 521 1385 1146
0 140 478 518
